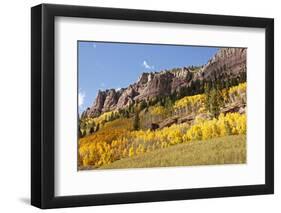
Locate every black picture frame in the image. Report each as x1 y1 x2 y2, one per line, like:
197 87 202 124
31 3 274 209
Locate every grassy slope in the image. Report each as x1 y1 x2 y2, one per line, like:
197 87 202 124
100 135 246 169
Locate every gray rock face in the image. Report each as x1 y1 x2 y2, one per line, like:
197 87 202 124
199 48 246 81
116 86 137 109
82 48 247 118
103 89 118 112
85 90 107 117
135 71 174 99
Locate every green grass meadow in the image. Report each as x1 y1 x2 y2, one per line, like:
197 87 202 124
100 135 246 169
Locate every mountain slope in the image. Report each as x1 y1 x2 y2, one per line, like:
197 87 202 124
82 47 246 118
100 135 246 169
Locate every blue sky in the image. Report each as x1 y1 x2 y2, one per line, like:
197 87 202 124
78 41 219 113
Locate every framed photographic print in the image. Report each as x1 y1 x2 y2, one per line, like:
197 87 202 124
31 3 274 209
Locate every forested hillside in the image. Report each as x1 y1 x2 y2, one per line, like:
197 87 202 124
78 47 247 170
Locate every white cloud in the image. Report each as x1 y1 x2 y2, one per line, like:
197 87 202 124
78 91 85 108
143 60 154 69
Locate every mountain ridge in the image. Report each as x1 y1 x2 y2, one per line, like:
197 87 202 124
81 47 246 118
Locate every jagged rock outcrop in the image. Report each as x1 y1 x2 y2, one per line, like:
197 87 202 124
116 86 137 109
195 47 247 81
82 48 246 118
84 90 107 117
83 89 123 117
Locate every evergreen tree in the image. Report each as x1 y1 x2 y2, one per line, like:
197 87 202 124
204 82 223 118
128 103 135 113
123 110 129 118
139 100 148 111
78 127 83 138
164 96 173 108
95 123 100 132
133 111 140 130
89 126 95 134
209 88 221 118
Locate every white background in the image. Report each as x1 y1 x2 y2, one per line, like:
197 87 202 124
0 0 279 212
55 17 265 196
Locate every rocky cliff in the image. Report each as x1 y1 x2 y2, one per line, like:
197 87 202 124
81 47 246 118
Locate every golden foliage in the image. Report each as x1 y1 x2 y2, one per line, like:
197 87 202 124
78 83 247 169
149 105 168 115
79 113 246 169
184 113 246 141
228 82 246 96
174 94 206 110
173 83 246 113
